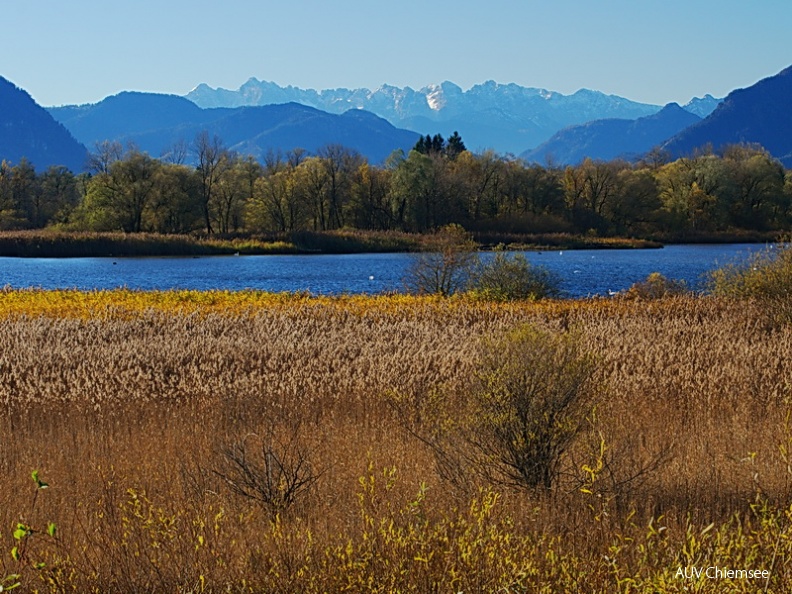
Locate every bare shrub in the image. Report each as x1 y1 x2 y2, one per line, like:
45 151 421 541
214 424 321 517
404 224 478 296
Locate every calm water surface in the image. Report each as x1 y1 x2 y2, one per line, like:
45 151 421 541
0 244 768 298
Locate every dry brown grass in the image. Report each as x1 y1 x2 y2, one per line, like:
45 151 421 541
0 293 791 591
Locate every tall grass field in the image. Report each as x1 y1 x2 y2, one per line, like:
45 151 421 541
1 290 791 592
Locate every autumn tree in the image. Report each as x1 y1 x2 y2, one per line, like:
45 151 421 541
194 131 228 234
147 163 202 234
722 144 786 228
80 146 161 232
296 156 330 231
452 150 502 221
656 155 732 232
496 161 565 222
9 158 40 227
317 144 362 230
212 154 252 234
38 166 80 227
605 168 662 235
0 160 24 229
405 224 478 296
348 162 394 230
564 159 627 232
88 140 123 176
390 146 468 232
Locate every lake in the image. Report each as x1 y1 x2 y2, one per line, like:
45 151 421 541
0 244 769 298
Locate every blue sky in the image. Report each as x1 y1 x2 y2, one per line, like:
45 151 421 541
2 0 790 107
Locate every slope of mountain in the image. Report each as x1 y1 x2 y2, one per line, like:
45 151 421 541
522 103 702 165
0 76 88 171
49 94 420 164
186 79 663 153
663 66 792 165
50 92 207 145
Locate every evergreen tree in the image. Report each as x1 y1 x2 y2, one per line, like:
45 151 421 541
445 131 466 160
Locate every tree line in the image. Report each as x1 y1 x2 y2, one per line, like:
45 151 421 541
0 131 790 237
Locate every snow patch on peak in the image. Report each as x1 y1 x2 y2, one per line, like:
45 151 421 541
425 85 447 111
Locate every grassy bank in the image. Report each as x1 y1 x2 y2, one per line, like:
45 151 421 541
473 231 663 250
648 229 786 245
0 230 297 257
0 229 667 258
4 229 780 258
0 230 429 258
0 291 791 591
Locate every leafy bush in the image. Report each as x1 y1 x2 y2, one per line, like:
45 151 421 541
470 324 598 490
708 241 792 324
708 242 792 298
469 250 561 301
622 272 687 300
387 324 598 492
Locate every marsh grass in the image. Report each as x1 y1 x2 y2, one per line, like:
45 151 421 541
0 292 791 591
0 229 429 258
0 230 300 257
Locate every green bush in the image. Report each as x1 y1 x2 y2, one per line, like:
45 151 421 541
471 324 597 490
469 250 561 301
708 242 792 299
708 241 792 324
622 272 687 300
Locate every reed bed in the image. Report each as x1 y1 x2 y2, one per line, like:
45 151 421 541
0 291 790 592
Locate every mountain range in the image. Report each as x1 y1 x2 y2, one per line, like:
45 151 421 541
662 65 792 165
519 68 792 167
522 103 702 164
2 67 792 174
186 79 683 153
48 93 420 165
0 76 87 171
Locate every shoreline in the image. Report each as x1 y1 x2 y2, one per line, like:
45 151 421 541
0 229 782 258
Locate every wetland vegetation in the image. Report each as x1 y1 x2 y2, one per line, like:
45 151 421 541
1 283 791 591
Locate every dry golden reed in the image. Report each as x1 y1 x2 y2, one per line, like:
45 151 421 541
0 290 791 592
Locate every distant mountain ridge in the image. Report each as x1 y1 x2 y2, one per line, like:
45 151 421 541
0 76 87 171
186 79 677 153
662 66 792 166
522 103 702 165
48 92 420 164
682 94 722 118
